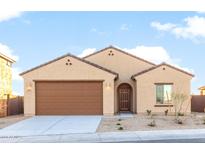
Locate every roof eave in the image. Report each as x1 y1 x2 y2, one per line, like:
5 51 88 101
131 63 194 79
20 53 119 78
0 53 16 63
83 45 156 66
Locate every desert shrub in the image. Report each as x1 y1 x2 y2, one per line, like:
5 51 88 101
171 92 188 119
118 126 124 130
177 112 184 116
165 109 168 116
176 118 183 124
148 120 156 127
116 123 121 126
202 118 205 125
118 118 122 121
146 110 152 116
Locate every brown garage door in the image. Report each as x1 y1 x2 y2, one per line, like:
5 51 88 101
35 81 103 115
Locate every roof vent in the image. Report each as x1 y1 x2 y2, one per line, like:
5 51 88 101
66 58 72 66
108 50 114 56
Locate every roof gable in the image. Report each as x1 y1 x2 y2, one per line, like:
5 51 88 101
84 45 156 66
20 53 118 78
131 62 194 79
0 52 16 63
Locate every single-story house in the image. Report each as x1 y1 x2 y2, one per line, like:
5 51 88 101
20 46 194 116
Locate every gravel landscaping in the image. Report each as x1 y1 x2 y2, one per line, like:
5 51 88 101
0 115 30 129
97 113 205 132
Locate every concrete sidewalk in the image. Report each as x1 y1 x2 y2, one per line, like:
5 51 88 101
1 129 205 143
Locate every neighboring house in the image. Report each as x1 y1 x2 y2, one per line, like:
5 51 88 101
199 86 205 95
20 46 194 116
0 53 15 100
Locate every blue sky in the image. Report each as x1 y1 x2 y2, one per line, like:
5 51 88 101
0 11 205 95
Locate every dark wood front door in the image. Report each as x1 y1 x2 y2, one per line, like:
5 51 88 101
118 83 132 111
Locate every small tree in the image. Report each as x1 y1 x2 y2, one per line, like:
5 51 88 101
171 92 188 119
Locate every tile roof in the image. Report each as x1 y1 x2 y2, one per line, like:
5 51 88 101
131 62 194 79
20 53 119 79
83 45 156 66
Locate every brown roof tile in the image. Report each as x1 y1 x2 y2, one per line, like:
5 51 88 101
131 62 194 79
83 45 156 66
20 53 119 79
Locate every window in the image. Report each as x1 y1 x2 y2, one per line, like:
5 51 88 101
156 84 172 104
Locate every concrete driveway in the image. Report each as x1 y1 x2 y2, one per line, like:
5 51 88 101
0 116 101 137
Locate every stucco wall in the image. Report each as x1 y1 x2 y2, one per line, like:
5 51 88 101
85 48 154 113
134 64 192 114
22 56 116 116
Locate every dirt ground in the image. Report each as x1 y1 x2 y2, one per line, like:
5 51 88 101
0 115 30 129
97 113 205 132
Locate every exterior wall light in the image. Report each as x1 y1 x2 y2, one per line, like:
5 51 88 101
26 82 32 91
106 83 111 89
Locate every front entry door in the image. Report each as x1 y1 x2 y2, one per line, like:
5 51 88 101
118 83 131 111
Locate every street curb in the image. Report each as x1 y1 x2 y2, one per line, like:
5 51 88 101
1 128 205 142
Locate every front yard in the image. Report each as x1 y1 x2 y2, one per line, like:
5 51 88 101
97 113 205 132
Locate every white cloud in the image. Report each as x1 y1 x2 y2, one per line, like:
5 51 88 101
0 43 19 61
173 16 205 39
121 45 175 64
0 10 22 22
78 48 96 57
122 45 193 74
12 91 23 96
151 16 205 42
120 24 129 31
12 67 23 81
151 21 176 31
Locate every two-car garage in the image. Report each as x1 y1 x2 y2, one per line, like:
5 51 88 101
35 81 103 115
21 54 117 116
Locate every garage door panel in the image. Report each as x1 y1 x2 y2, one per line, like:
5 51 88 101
37 101 101 105
37 96 101 102
36 91 101 97
36 83 101 90
37 100 101 105
36 81 103 115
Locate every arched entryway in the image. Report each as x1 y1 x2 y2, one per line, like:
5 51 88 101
118 83 132 112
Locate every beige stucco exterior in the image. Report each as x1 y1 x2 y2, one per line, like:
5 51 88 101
21 46 193 115
134 64 192 114
21 55 116 116
85 47 155 113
